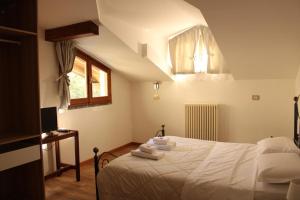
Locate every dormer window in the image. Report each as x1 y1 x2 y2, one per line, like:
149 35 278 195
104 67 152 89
194 40 208 73
169 25 224 75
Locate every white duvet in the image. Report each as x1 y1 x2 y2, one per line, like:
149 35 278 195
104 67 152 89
181 142 257 200
98 136 258 200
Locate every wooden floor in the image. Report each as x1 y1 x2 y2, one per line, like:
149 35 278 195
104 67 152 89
45 143 139 200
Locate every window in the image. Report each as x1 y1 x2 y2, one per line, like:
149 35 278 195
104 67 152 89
169 25 224 74
193 40 208 73
68 49 112 108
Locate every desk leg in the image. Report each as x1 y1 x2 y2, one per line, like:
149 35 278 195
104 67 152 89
75 134 80 181
55 141 61 176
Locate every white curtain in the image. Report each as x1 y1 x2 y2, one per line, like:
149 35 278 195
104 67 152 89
169 26 199 74
169 25 225 74
56 40 76 109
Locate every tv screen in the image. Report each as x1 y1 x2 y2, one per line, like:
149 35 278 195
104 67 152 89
41 107 58 133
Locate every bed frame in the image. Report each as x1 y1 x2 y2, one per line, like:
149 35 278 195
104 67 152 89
93 147 118 200
293 96 300 147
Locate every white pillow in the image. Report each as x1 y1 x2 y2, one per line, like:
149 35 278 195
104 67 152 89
257 153 300 183
257 137 299 154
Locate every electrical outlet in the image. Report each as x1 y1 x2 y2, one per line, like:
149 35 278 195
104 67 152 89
252 95 260 101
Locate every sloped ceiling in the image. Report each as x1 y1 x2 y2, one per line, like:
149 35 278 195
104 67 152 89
38 0 99 29
185 0 300 79
75 27 171 81
97 0 208 78
98 0 207 38
38 0 172 81
38 0 300 81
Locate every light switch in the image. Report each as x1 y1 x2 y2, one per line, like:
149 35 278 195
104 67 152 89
252 95 260 101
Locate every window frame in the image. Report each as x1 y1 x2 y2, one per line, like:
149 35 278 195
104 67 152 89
69 49 112 108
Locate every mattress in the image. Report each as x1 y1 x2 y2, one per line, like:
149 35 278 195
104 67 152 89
97 136 288 200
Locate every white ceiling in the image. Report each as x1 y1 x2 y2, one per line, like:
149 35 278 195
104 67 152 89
97 0 208 78
75 27 171 81
38 0 99 29
99 0 207 38
185 0 300 79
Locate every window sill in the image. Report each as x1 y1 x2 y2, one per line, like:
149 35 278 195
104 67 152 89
68 102 112 110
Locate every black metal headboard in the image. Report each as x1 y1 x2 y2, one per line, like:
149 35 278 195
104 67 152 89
294 96 300 147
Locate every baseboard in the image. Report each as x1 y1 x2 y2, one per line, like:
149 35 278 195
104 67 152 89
81 142 141 166
45 172 58 180
45 141 141 180
109 142 141 154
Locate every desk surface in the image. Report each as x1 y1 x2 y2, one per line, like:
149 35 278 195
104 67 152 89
42 130 78 144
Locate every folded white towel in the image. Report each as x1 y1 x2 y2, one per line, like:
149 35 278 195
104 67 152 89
131 149 164 160
155 141 176 151
148 139 176 151
139 144 156 154
153 136 170 145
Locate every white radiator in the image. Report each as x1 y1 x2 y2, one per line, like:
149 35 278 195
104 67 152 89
185 104 218 141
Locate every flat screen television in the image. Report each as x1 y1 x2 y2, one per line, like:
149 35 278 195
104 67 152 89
41 107 58 133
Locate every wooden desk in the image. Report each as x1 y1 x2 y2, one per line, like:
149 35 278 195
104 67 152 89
42 130 80 181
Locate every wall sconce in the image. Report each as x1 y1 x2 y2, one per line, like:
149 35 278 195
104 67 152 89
153 81 160 100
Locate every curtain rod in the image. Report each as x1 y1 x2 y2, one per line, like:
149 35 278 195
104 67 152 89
0 38 21 45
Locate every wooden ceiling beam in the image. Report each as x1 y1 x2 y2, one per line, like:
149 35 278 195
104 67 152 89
45 21 99 42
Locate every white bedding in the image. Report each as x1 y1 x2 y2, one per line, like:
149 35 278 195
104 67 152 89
181 142 257 200
98 136 288 200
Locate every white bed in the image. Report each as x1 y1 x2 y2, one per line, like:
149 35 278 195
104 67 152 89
97 136 289 200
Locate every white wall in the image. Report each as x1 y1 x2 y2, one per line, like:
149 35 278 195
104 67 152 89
132 77 294 144
38 30 133 175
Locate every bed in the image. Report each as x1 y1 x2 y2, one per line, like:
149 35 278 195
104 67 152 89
93 97 300 200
